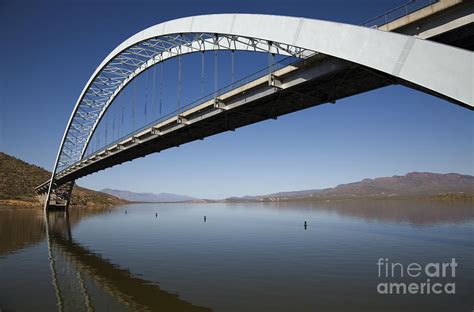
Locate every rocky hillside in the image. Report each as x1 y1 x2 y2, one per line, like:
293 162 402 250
226 172 474 202
0 152 127 208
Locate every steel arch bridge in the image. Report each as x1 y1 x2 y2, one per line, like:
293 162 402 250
36 13 473 211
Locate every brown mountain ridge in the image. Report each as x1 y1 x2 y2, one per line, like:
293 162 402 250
225 172 474 202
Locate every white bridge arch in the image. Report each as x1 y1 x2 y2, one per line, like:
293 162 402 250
45 14 473 210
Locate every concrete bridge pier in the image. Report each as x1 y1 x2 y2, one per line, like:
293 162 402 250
35 180 75 212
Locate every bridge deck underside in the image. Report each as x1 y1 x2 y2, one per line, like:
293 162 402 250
55 63 393 185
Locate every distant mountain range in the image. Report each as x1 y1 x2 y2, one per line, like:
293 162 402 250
224 172 474 202
101 189 197 203
103 172 473 203
226 189 321 202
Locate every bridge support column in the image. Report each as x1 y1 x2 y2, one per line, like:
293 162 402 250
36 180 75 212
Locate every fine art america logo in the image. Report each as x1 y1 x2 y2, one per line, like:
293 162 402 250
376 258 457 295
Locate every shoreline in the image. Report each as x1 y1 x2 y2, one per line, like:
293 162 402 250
0 199 127 210
2 193 472 209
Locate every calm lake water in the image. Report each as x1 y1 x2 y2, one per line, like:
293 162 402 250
1 200 473 311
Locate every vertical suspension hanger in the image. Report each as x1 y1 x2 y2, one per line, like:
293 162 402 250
152 61 157 118
117 105 120 138
112 110 116 142
144 67 148 121
271 53 275 84
201 51 205 97
105 118 108 146
214 34 218 98
268 41 274 85
160 60 163 115
132 77 136 130
231 50 235 84
121 105 124 135
178 47 182 114
116 107 119 140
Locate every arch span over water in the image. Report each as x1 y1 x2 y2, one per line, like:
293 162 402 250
44 14 473 211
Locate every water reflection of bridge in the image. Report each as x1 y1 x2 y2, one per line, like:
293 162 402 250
45 212 211 312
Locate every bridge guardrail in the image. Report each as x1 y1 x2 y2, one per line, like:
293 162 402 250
360 0 439 28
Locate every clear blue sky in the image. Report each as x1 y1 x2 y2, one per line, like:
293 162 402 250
1 0 472 199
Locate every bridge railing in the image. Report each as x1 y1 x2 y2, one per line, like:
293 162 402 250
360 0 439 28
78 53 315 165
